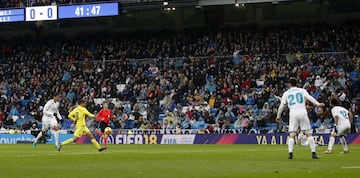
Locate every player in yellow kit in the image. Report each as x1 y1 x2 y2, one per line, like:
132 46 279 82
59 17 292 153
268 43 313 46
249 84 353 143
58 99 107 152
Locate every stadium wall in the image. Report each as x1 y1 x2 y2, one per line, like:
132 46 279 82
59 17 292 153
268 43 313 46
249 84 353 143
1 134 360 145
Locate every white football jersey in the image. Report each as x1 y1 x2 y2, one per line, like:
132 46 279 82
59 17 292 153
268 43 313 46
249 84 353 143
279 87 320 115
331 106 351 128
42 99 60 120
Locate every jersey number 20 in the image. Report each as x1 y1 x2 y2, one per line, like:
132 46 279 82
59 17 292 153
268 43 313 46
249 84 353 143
288 93 303 106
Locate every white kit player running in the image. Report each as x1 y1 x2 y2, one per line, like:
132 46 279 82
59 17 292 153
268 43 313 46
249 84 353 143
324 98 353 154
33 94 62 150
276 79 325 159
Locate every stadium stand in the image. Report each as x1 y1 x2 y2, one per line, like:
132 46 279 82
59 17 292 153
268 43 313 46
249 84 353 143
0 22 359 134
0 0 25 8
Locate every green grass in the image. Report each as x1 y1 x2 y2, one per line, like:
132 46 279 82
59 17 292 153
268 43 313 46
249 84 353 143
0 144 359 178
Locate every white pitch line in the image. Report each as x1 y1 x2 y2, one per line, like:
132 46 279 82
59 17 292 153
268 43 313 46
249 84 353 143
0 154 38 158
95 148 287 154
341 166 360 169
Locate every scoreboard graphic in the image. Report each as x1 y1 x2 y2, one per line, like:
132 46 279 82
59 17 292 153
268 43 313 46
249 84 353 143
0 2 119 23
0 8 25 23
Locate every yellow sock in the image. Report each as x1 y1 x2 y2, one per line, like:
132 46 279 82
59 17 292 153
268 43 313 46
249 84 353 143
91 138 101 150
62 138 74 146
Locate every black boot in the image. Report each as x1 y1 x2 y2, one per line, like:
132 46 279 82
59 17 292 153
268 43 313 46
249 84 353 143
312 152 319 159
288 152 293 159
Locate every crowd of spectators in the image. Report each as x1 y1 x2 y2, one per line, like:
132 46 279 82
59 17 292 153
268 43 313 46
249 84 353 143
0 22 359 134
0 0 25 8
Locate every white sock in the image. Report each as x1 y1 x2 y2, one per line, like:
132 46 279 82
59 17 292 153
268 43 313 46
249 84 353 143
327 136 335 151
53 130 59 146
288 137 295 153
34 131 43 143
339 136 348 152
307 136 316 153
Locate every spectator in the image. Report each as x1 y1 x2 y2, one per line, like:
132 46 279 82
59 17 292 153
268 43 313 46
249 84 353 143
233 114 243 129
0 22 359 133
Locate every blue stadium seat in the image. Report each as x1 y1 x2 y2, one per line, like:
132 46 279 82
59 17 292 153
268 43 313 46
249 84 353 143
263 123 277 130
158 114 166 121
37 122 42 129
355 118 360 126
125 120 135 129
191 122 200 129
21 99 30 107
197 121 206 129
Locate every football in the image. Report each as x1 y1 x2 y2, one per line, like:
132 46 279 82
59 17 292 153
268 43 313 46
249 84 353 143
104 127 113 135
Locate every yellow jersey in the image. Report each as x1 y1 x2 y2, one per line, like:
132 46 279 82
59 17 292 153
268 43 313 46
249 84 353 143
68 105 95 128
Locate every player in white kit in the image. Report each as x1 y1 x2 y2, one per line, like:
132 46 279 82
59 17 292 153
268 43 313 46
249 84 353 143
323 98 353 154
297 130 320 146
33 94 62 150
276 79 325 159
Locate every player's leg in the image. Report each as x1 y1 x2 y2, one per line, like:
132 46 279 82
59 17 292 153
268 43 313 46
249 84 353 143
100 122 108 148
50 120 60 148
94 122 104 137
60 127 82 149
85 127 106 151
324 133 336 154
302 116 319 159
339 128 350 153
33 120 49 147
288 132 296 159
287 117 298 159
94 129 103 137
339 136 348 153
33 131 45 147
61 136 79 147
305 132 319 159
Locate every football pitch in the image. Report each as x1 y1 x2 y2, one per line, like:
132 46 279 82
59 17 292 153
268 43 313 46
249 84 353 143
0 144 359 178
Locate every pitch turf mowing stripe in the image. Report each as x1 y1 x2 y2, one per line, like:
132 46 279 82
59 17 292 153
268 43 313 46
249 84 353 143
341 166 360 169
0 145 359 178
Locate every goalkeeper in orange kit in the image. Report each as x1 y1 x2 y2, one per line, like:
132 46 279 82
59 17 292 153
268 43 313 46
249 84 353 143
58 99 107 152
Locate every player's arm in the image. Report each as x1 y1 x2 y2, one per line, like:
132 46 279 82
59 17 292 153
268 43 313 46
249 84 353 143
334 116 339 125
84 108 95 118
349 111 354 124
95 110 104 121
331 109 339 133
54 105 62 121
67 109 77 122
303 90 324 107
276 95 287 121
56 107 61 119
333 115 339 134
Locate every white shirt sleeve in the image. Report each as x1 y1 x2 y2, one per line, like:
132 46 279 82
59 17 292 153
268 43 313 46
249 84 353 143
331 107 338 118
276 94 287 118
56 103 61 119
303 89 320 106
